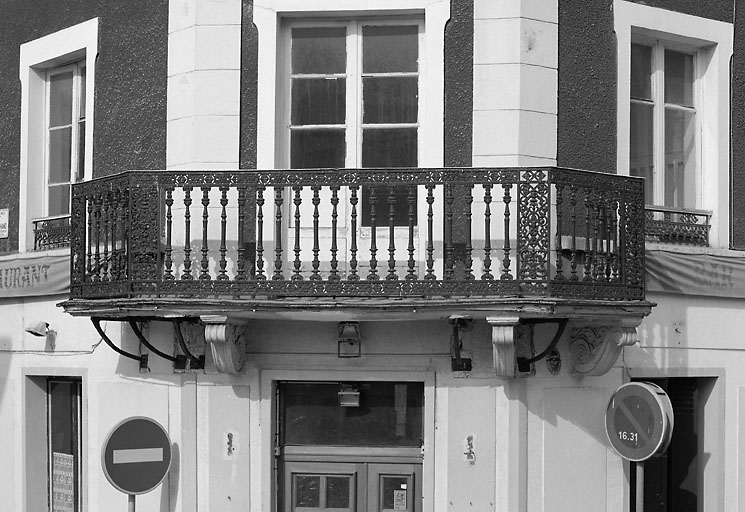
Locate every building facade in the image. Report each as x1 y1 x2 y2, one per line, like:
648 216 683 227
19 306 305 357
0 0 743 511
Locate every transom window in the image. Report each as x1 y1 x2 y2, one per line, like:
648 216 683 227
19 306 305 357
630 41 697 209
46 61 86 217
285 20 422 225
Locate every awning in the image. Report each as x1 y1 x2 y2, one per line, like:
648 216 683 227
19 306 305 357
0 253 69 297
646 249 744 298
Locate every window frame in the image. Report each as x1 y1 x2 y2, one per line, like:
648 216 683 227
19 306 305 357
630 36 701 209
614 0 732 247
280 18 424 171
46 378 83 512
18 18 98 253
44 60 87 219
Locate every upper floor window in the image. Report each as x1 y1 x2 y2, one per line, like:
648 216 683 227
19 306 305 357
284 20 421 225
630 41 697 209
18 18 97 252
46 61 86 217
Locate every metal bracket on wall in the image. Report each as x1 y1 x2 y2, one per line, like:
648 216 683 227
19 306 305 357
448 315 473 371
173 321 205 370
91 317 149 371
516 319 569 373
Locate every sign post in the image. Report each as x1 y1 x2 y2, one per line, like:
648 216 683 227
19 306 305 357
605 382 674 512
102 417 172 511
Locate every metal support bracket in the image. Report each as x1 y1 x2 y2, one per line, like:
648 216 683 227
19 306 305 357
173 321 205 370
516 319 568 373
92 317 148 370
129 320 179 363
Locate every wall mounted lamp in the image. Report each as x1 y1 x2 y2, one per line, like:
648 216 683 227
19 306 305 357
338 383 361 407
25 321 54 337
337 322 361 358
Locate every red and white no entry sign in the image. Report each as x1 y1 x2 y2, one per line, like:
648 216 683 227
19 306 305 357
102 417 172 496
605 382 674 462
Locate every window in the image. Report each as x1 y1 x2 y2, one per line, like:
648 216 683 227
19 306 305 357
285 20 421 225
615 0 732 246
46 62 87 218
630 41 697 209
48 378 82 512
18 18 97 252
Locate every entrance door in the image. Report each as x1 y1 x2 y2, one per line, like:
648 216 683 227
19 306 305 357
284 462 421 512
278 382 424 512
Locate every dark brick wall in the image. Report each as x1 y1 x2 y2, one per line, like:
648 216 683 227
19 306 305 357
627 0 732 23
557 0 617 174
240 0 258 170
0 0 168 254
444 0 474 167
732 0 745 248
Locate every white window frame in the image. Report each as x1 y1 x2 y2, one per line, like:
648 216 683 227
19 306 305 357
615 0 732 247
280 18 424 170
631 37 700 208
254 0 448 171
18 18 98 253
44 61 87 218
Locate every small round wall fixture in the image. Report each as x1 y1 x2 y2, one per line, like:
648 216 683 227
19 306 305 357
605 382 674 462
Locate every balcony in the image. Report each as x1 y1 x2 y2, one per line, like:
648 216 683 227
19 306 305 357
60 166 649 304
59 167 656 375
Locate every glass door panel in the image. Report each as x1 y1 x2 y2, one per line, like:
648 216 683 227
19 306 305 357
368 463 421 512
285 462 361 512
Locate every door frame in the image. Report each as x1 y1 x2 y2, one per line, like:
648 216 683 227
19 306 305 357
260 370 436 512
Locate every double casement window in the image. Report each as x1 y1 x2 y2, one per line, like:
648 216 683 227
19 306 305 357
46 61 87 218
285 20 421 225
48 378 83 512
630 41 697 209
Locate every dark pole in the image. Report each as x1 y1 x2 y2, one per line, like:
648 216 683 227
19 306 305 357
635 461 644 512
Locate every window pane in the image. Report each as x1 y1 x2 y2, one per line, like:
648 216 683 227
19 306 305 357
326 476 351 508
631 44 652 100
665 108 696 209
362 128 417 168
49 127 72 184
282 382 424 446
630 102 654 204
78 65 86 118
295 475 320 507
291 129 346 169
382 476 409 510
49 184 71 216
49 71 73 127
363 76 418 124
77 120 85 182
292 27 346 74
363 25 418 73
291 78 346 125
665 50 694 107
49 380 79 512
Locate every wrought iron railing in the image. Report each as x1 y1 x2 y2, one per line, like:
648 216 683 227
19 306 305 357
645 206 711 246
33 214 71 250
68 168 646 301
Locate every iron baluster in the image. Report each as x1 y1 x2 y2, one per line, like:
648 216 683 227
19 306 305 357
93 195 102 283
102 192 110 282
501 183 513 280
444 184 454 280
255 186 266 280
311 186 321 281
236 186 247 281
292 186 302 281
182 186 193 280
218 186 229 281
583 190 592 281
570 185 578 281
200 186 211 280
406 185 416 280
349 186 359 281
425 184 435 280
329 186 340 282
464 184 474 280
273 186 284 280
482 184 493 280
554 183 564 280
368 186 379 281
164 187 174 280
387 184 398 281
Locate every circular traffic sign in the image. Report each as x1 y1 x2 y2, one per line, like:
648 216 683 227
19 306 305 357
605 382 674 462
102 417 172 495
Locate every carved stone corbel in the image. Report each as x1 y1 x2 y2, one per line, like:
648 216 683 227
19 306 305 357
201 315 247 374
487 316 521 377
569 318 641 376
